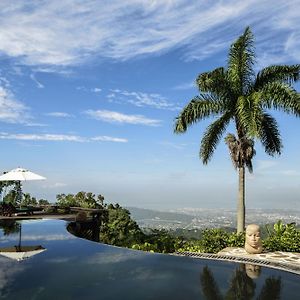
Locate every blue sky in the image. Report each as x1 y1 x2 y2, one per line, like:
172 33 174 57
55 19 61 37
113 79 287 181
0 0 299 211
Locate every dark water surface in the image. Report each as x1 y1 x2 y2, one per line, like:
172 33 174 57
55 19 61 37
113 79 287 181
0 219 299 300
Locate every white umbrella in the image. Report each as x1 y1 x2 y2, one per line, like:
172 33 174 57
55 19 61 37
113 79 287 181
0 224 46 261
0 168 46 181
0 245 46 261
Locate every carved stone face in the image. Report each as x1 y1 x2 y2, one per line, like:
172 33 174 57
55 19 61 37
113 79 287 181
245 264 261 279
245 224 261 248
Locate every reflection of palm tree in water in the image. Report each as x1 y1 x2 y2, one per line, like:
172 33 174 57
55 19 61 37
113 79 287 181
257 277 281 300
200 266 222 300
200 264 281 300
225 265 255 300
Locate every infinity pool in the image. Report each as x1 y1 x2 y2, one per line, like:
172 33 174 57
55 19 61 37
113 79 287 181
0 219 299 299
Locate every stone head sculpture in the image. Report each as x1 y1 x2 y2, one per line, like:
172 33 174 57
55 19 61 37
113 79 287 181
245 224 263 254
245 264 261 279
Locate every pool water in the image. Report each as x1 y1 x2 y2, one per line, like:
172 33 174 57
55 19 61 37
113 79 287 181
0 219 299 300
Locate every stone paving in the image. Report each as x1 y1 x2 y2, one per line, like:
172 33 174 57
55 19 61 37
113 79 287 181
176 247 300 275
218 247 300 274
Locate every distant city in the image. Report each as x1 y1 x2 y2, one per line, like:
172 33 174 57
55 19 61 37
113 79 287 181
128 207 300 230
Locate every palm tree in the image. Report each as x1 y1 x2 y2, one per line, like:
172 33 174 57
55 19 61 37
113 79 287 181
174 27 300 233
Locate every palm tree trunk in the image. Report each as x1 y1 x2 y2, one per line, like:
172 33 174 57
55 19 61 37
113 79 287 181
237 166 245 233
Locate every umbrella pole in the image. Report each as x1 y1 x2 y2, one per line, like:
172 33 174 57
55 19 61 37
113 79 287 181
17 224 22 251
15 181 22 208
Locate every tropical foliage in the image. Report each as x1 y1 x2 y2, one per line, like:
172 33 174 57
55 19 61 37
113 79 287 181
99 204 183 252
100 203 144 247
1 181 22 206
0 181 18 197
177 229 245 253
263 220 300 252
2 186 48 207
174 27 300 233
56 191 104 209
132 229 183 253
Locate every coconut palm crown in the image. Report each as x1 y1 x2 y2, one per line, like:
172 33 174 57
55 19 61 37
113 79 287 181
174 27 300 233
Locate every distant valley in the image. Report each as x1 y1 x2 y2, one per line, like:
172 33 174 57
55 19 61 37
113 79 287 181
127 207 300 230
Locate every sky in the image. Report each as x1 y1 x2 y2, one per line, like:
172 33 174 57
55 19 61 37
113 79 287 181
0 0 299 211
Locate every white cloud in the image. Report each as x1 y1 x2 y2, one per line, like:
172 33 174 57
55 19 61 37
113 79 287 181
87 251 145 265
109 89 180 111
0 1 298 66
30 73 44 88
92 88 102 93
0 132 128 143
284 32 300 61
21 234 75 241
0 133 85 142
76 86 102 93
24 122 48 127
85 109 161 126
46 112 73 118
0 85 31 124
33 66 73 75
91 136 128 143
0 260 25 296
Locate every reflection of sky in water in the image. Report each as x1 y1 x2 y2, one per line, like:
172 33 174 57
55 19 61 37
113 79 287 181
0 258 26 298
0 219 299 300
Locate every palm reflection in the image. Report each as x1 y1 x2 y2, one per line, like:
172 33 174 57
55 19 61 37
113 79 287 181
257 277 281 300
225 265 255 300
200 264 281 300
200 266 223 300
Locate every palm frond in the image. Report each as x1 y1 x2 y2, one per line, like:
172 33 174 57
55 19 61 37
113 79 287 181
236 93 264 137
174 94 226 133
254 64 300 90
228 27 255 95
196 67 233 97
259 113 282 156
261 82 300 116
200 113 231 164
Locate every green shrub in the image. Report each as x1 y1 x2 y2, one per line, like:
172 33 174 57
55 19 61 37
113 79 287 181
176 240 204 253
201 228 230 253
263 220 300 252
56 191 104 209
131 230 184 253
132 242 157 252
100 204 144 247
227 232 245 248
177 229 245 254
